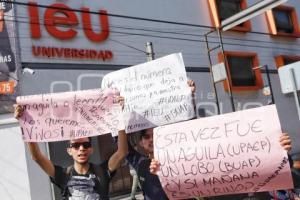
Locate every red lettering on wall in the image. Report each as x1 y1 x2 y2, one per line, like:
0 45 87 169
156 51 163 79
28 2 110 42
44 3 79 40
28 2 41 38
32 45 113 61
81 8 109 42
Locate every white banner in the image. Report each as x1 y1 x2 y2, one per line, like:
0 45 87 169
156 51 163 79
154 105 293 199
102 53 195 133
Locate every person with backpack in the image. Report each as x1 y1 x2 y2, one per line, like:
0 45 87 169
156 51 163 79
127 128 169 200
125 80 196 200
14 104 128 200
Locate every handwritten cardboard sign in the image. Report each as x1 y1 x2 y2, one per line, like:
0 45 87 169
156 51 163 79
101 53 195 133
154 105 293 199
16 88 124 142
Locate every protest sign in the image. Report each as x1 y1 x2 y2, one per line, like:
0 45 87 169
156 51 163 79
153 105 293 199
16 88 124 142
101 53 195 133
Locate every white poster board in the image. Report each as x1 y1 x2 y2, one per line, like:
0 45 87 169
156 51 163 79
154 105 293 199
102 53 195 133
278 61 300 94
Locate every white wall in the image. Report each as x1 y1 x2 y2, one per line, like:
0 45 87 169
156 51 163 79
0 114 31 200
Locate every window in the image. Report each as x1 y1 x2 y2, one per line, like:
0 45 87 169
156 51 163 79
207 0 251 32
218 51 263 91
227 56 255 86
217 0 241 21
274 9 294 33
266 5 300 37
275 55 300 68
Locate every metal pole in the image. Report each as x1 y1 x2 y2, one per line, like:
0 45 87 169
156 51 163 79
264 65 275 104
145 42 155 61
290 68 300 120
216 28 235 112
204 33 220 114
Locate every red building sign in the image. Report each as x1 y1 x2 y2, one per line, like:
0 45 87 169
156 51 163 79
28 2 113 61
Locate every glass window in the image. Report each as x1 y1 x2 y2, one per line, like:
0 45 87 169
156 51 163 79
266 5 300 37
208 0 251 31
219 51 263 91
216 0 242 21
227 56 256 86
273 9 294 33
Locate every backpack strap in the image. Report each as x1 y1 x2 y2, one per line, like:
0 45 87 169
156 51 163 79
66 165 73 176
89 163 110 200
90 163 102 181
61 165 73 199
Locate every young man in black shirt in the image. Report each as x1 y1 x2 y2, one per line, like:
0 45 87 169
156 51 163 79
15 105 128 200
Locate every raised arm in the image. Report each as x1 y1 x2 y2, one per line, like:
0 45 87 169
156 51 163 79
108 130 128 172
15 105 55 178
27 142 55 178
108 95 128 171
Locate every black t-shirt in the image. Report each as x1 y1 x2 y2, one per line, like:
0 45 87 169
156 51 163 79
292 168 300 188
50 162 114 200
126 144 169 200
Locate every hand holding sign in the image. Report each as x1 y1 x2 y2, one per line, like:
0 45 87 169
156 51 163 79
153 105 293 199
14 104 23 119
150 158 161 175
16 88 124 142
279 133 292 152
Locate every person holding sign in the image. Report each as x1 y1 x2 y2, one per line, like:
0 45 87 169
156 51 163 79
126 80 196 200
14 104 128 200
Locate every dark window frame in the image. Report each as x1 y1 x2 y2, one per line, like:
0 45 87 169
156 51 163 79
275 55 300 68
208 0 251 32
273 8 294 33
266 5 300 37
218 51 263 91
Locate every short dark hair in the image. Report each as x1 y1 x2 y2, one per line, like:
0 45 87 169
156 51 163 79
68 137 92 145
139 130 147 140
